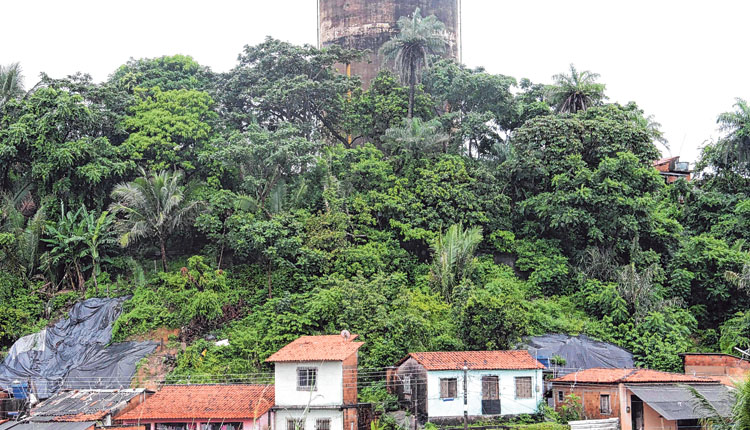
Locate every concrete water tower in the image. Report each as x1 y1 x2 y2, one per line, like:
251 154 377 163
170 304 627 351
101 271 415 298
317 0 462 87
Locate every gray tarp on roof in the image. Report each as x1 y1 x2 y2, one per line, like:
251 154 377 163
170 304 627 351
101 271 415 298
627 384 734 421
0 421 96 430
0 298 157 399
522 334 634 369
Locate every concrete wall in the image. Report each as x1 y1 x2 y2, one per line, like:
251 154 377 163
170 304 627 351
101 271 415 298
275 361 343 407
317 0 461 87
274 408 344 430
425 369 542 418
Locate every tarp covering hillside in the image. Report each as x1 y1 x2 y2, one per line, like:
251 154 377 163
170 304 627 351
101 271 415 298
522 333 634 370
0 297 157 399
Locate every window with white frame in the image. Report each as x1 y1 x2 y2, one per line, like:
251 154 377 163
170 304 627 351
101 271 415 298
297 367 318 391
600 394 611 414
403 375 412 394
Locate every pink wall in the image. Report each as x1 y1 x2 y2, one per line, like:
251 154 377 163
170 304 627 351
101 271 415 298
123 411 271 430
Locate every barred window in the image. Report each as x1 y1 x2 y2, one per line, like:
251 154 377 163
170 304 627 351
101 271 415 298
600 394 611 414
515 377 532 399
297 367 318 390
557 390 564 403
403 375 412 394
440 378 457 399
316 419 331 430
287 419 303 430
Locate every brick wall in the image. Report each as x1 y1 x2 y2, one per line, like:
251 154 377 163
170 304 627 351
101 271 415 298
683 354 750 386
552 383 621 421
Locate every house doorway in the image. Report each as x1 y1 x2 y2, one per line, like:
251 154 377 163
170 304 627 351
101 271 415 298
631 395 644 430
481 376 500 415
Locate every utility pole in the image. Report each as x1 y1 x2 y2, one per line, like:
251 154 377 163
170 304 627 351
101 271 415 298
414 374 418 430
463 362 468 430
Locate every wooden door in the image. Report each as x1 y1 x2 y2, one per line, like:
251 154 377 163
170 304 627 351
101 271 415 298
481 376 500 415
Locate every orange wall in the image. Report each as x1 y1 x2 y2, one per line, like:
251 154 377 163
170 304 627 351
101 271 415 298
552 384 620 421
684 354 750 386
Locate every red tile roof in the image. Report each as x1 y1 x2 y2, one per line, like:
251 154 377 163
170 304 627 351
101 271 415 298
403 351 545 370
117 385 274 421
551 368 719 384
266 335 364 362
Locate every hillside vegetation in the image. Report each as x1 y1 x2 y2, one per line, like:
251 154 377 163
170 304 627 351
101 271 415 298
2 36 750 382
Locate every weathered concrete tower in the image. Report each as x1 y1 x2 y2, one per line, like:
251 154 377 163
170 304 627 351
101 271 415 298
317 0 462 87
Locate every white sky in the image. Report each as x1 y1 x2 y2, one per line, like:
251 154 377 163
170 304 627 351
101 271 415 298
4 0 750 164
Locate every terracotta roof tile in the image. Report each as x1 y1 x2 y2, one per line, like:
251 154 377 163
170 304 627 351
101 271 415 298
405 351 545 370
118 385 274 421
551 368 719 384
266 335 364 362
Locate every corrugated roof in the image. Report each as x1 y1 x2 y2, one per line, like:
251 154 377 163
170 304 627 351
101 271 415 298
627 384 734 420
551 368 718 384
266 335 363 362
118 384 274 421
3 421 96 430
31 389 146 422
403 351 545 370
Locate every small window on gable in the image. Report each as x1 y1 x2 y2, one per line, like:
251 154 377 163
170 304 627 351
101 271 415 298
403 375 412 394
515 376 532 399
297 367 318 391
316 419 331 430
440 378 458 399
600 394 611 415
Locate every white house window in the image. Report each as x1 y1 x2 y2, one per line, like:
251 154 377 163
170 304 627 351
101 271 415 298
403 375 412 394
316 419 331 430
600 394 611 414
515 377 532 399
440 378 457 399
288 419 303 430
297 367 318 390
558 390 564 403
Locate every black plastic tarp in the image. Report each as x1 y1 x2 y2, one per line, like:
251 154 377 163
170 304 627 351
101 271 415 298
521 333 634 370
0 297 157 399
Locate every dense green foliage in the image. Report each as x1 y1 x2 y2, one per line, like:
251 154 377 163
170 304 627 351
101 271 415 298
2 22 749 392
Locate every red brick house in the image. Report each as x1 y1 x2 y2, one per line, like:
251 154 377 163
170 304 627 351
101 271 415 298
551 368 733 430
117 384 274 430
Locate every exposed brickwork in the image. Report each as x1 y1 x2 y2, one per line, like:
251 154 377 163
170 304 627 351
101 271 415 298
683 353 750 386
342 351 359 405
552 384 621 421
318 0 461 88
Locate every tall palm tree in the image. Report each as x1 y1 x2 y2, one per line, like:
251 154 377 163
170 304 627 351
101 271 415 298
380 8 448 118
0 62 24 107
431 223 483 301
547 64 606 114
384 117 449 164
717 98 750 169
109 169 201 271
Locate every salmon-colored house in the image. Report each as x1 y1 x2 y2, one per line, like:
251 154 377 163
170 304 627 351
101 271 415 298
117 384 274 430
551 368 733 430
681 353 750 386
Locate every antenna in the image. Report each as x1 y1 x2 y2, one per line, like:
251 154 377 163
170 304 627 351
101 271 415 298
735 347 750 360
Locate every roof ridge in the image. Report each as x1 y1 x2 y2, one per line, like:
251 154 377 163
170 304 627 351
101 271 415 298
619 368 641 382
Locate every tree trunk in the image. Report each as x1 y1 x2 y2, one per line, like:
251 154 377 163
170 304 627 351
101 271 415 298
267 263 273 299
408 64 416 119
160 239 168 272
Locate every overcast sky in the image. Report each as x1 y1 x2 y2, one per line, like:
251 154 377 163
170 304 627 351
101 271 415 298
4 0 749 164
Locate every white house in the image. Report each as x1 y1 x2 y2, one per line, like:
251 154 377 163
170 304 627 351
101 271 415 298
266 334 364 430
388 351 545 423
